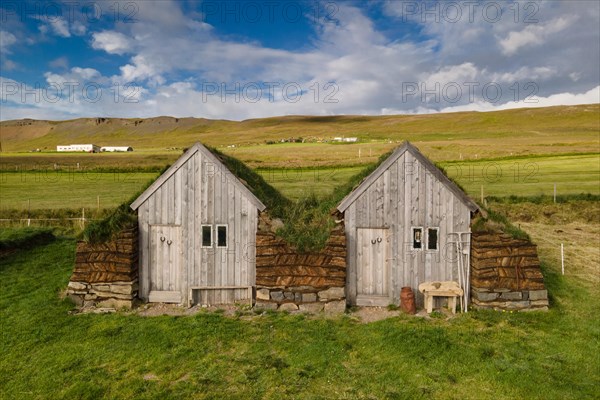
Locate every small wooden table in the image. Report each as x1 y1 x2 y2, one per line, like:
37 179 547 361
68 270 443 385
418 281 464 314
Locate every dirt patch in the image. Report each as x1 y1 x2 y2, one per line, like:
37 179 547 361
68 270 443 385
133 303 243 317
346 307 402 323
117 302 460 323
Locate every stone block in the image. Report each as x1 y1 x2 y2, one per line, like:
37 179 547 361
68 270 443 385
302 293 317 302
270 291 284 301
68 281 87 291
299 303 324 313
318 287 345 300
288 286 316 292
256 288 270 301
255 301 278 310
502 300 531 310
279 303 299 311
97 299 133 309
499 292 523 301
92 291 134 300
294 292 302 302
91 284 111 292
473 291 499 302
284 292 294 300
84 294 98 301
324 299 346 313
110 283 134 295
529 290 548 301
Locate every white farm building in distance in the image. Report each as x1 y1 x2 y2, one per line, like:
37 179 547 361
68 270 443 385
57 144 133 152
333 137 358 143
57 144 101 153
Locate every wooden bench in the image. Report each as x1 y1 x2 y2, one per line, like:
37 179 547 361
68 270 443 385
418 281 464 314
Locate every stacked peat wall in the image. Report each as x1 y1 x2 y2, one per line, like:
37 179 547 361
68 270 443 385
254 221 347 313
66 228 139 309
470 232 548 311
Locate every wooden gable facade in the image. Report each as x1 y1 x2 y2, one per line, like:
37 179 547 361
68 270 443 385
131 143 265 306
337 142 479 307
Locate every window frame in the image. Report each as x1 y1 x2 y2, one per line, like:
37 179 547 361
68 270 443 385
201 224 213 248
216 224 228 248
411 226 424 250
426 227 440 251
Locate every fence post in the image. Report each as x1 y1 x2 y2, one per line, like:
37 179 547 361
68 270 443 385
561 243 564 275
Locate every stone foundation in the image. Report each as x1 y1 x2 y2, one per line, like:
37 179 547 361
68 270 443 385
66 228 139 309
255 219 347 313
470 232 548 311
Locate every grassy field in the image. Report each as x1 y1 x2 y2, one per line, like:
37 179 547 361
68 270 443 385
1 105 598 398
0 172 158 210
256 166 364 200
440 153 600 198
1 104 599 167
1 201 598 399
1 154 596 209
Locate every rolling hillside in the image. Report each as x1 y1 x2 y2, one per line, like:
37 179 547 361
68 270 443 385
1 105 599 162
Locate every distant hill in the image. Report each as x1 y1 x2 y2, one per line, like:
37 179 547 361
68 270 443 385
1 104 599 155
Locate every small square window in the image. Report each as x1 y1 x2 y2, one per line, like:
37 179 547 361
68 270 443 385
201 225 212 248
217 225 227 248
412 227 423 250
427 227 439 251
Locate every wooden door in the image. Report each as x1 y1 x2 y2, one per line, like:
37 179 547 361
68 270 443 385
148 225 182 303
356 228 390 306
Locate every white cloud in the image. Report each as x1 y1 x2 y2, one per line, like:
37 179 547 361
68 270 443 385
2 59 17 71
48 17 71 38
499 17 574 56
439 86 600 113
0 31 17 54
2 1 599 121
91 31 134 55
49 56 69 70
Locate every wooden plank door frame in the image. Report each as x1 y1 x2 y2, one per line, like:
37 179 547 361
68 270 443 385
356 227 391 307
148 224 183 303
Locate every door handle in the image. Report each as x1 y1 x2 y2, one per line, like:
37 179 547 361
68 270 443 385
160 236 166 242
167 239 172 246
371 239 376 244
377 237 382 243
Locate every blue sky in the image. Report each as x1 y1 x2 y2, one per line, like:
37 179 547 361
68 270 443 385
1 0 599 120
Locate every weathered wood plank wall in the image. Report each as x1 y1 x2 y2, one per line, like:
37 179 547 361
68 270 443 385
136 148 260 305
344 151 471 306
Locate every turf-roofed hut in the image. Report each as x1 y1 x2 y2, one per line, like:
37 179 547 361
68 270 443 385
130 143 269 306
337 142 479 308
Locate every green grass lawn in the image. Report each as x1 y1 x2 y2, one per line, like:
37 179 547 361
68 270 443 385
0 234 598 399
0 172 159 210
256 166 364 200
439 153 600 198
1 154 597 209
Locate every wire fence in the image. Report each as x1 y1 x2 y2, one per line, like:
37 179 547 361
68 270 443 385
0 217 100 230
